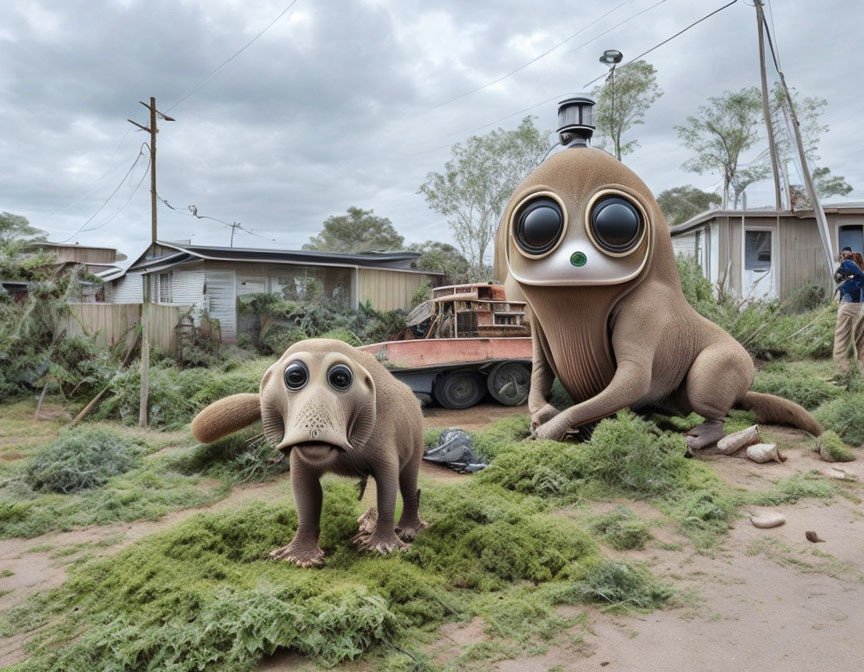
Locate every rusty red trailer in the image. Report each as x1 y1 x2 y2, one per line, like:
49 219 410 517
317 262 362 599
358 336 532 409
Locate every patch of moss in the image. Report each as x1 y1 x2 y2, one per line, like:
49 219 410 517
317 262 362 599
469 415 531 461
590 507 653 551
814 430 856 462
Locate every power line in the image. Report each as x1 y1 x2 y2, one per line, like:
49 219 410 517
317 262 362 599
79 155 152 234
57 144 148 243
158 195 278 245
429 0 634 110
166 0 300 112
583 0 740 87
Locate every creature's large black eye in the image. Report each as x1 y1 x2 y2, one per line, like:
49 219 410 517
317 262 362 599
589 196 644 254
328 364 353 391
284 361 309 391
514 197 564 255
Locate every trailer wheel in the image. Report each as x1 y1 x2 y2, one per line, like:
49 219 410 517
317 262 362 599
487 361 530 406
433 370 485 409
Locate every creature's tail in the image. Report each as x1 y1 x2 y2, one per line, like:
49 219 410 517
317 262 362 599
191 393 262 443
736 391 822 436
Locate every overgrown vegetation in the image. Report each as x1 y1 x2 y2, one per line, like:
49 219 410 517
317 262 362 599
814 386 864 446
22 428 142 493
677 256 835 360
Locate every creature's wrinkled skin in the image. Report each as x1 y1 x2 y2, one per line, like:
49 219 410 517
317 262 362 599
494 147 822 449
191 339 426 567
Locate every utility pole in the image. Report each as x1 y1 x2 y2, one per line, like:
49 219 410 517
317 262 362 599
754 0 783 212
128 97 174 429
229 221 242 247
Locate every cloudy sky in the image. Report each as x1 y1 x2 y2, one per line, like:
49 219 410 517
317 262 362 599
1 0 862 259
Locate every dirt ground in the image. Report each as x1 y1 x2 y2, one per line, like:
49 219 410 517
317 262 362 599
2 404 863 671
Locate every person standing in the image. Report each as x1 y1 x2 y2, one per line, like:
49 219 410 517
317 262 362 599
833 247 864 372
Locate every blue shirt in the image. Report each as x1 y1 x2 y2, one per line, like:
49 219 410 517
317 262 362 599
837 259 864 303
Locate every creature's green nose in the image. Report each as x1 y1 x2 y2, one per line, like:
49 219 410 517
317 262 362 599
570 251 587 267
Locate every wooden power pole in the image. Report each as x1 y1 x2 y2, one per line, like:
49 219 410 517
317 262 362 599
754 0 783 212
128 97 174 429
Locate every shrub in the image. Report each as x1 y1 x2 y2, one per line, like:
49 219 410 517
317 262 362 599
23 428 142 493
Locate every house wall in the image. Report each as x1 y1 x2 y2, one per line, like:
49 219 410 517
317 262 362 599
106 272 144 303
778 215 829 301
357 269 437 311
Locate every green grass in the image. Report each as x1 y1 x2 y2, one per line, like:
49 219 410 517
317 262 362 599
815 387 864 446
752 360 843 410
814 430 856 462
590 507 653 551
747 471 836 506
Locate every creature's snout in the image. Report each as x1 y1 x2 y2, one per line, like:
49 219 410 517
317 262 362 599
275 399 352 453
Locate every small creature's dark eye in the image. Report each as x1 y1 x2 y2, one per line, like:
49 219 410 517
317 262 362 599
513 197 565 256
589 196 644 254
328 364 353 391
283 361 309 391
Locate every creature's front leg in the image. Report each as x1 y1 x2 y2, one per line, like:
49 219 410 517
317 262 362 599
356 458 408 554
270 454 325 567
534 362 651 441
528 326 560 429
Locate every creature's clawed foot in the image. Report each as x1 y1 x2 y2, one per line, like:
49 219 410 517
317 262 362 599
533 414 570 441
269 538 325 567
531 403 560 430
396 517 429 541
685 420 726 452
357 530 409 554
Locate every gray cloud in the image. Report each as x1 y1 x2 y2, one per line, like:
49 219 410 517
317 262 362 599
1 0 861 259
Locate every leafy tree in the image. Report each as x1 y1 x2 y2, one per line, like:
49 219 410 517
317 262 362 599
0 212 53 281
418 116 549 280
676 87 764 209
656 186 722 226
769 85 853 200
591 60 662 160
303 207 405 253
813 166 853 199
409 240 470 283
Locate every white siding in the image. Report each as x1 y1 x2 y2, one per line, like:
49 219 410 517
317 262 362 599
204 271 236 342
172 270 206 313
107 272 144 303
672 232 697 258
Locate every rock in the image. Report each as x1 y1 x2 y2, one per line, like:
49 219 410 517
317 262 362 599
717 425 762 455
745 443 786 463
824 467 857 481
750 513 786 529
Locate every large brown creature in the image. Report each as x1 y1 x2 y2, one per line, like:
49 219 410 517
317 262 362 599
191 339 426 567
495 143 822 449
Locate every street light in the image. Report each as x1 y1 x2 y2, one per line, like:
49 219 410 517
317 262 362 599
599 50 623 158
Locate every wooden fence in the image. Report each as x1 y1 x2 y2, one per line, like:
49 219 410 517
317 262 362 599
63 303 191 355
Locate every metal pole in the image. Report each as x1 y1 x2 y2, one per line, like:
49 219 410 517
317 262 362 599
755 1 783 212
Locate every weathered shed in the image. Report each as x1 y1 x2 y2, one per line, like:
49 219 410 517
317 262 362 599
669 202 864 301
103 241 443 343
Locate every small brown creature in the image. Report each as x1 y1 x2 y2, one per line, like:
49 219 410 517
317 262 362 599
494 143 822 449
191 338 426 567
805 531 826 543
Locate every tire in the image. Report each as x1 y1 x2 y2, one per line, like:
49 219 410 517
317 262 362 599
433 370 486 409
486 361 530 406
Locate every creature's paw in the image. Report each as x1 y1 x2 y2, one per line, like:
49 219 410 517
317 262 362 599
357 530 410 555
685 420 726 452
269 539 325 567
531 404 560 429
533 414 569 441
396 518 429 541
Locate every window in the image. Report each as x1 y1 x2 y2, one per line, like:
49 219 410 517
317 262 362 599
839 225 863 254
158 272 172 303
744 230 772 271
